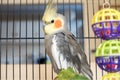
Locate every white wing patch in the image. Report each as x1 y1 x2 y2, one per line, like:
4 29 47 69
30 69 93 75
51 35 71 69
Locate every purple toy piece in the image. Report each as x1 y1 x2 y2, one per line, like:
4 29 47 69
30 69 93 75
92 21 120 40
96 56 120 72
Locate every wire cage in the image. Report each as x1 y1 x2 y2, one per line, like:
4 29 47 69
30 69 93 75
0 0 120 80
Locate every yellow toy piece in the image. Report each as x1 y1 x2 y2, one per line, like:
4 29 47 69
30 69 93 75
92 8 120 25
102 73 120 80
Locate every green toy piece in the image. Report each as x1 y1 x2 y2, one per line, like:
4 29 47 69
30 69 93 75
58 67 89 80
92 8 120 25
96 40 120 57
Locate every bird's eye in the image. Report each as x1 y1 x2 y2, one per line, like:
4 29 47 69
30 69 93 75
51 20 54 23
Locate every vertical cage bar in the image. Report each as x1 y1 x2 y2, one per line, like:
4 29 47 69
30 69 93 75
26 0 28 79
19 0 22 79
91 0 97 79
12 0 15 79
0 0 2 79
32 0 34 79
63 0 64 14
38 0 41 80
75 0 78 39
0 25 1 80
6 0 9 79
80 0 84 50
69 0 71 31
0 18 2 80
86 0 91 65
25 0 28 80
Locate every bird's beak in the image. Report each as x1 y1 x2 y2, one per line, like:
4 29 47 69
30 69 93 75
42 22 46 33
42 26 47 35
42 25 45 33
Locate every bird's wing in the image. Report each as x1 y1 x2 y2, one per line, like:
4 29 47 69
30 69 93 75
66 32 93 80
53 32 93 80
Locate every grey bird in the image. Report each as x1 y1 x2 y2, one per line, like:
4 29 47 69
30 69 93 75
42 0 93 79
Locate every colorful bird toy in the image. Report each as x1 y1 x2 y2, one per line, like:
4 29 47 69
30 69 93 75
95 40 120 72
92 2 120 40
101 73 120 80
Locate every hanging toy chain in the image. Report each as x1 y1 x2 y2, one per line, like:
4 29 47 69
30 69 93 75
103 0 110 8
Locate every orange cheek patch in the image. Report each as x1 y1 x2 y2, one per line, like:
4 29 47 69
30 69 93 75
54 19 62 28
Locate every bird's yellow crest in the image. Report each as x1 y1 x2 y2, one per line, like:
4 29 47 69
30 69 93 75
42 0 57 22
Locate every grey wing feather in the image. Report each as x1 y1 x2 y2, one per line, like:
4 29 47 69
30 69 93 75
67 33 93 80
55 32 93 80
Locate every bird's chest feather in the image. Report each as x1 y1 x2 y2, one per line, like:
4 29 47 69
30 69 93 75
51 35 60 62
51 35 70 69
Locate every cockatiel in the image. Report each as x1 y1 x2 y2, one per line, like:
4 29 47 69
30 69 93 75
42 0 93 80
